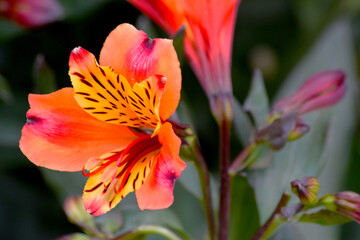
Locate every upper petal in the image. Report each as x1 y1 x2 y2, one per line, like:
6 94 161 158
136 122 185 210
99 23 181 120
19 88 137 172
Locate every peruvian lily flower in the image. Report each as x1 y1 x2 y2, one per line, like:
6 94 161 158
256 70 346 150
0 0 63 28
20 23 185 215
128 0 241 122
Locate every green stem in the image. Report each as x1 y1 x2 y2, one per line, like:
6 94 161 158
252 193 291 240
218 119 232 240
191 142 217 240
228 143 255 175
111 225 182 240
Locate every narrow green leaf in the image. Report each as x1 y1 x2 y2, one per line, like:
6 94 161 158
243 69 270 127
233 97 254 145
178 161 202 200
0 74 13 103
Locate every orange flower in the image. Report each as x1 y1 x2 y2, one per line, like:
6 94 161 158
128 0 241 121
20 23 185 215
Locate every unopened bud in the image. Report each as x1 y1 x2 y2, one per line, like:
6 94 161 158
291 176 320 205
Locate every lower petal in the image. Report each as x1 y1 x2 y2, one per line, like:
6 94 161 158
136 122 185 210
19 88 137 172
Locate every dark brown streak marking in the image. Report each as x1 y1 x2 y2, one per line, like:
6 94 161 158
81 79 93 87
143 166 147 178
121 103 127 108
119 121 128 124
99 67 106 77
135 111 143 115
128 96 137 103
92 111 107 114
146 81 151 89
72 72 85 79
121 82 125 91
141 157 147 163
108 79 116 89
105 118 119 121
107 90 119 101
145 88 151 100
117 90 125 100
85 97 99 102
84 107 96 110
116 75 120 83
153 96 156 106
84 182 103 192
75 92 90 96
138 100 146 108
149 109 154 115
97 92 106 99
90 72 106 89
104 107 112 110
131 103 141 110
133 173 139 190
133 92 144 101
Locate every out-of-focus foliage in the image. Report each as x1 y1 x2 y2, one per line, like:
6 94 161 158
0 0 359 239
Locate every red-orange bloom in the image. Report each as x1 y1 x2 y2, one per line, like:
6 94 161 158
20 23 185 215
128 0 241 120
0 0 63 28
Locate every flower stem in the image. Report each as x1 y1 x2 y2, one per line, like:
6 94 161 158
218 119 232 240
228 143 255 176
252 193 291 240
192 143 217 240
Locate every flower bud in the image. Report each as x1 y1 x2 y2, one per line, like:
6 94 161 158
320 191 360 223
63 196 96 228
273 70 346 115
291 176 320 205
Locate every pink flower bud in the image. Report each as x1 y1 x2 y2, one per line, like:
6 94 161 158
273 70 346 115
320 191 360 223
0 0 64 28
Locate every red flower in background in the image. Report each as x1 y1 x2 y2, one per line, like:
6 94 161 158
128 0 241 121
0 0 63 28
20 24 185 215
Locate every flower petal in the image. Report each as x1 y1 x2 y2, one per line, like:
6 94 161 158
70 47 166 129
127 0 184 35
19 88 137 171
83 145 158 216
99 23 181 120
136 122 185 210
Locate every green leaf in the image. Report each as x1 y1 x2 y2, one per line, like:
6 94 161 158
119 225 182 240
230 176 260 240
243 69 270 128
298 209 352 226
41 169 86 201
178 161 202 201
249 18 358 239
233 97 254 145
32 54 57 94
57 233 92 240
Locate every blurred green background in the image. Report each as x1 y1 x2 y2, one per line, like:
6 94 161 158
0 0 359 239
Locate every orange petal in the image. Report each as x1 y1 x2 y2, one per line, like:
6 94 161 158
19 88 137 172
70 47 168 130
136 122 185 210
127 0 184 35
83 145 158 215
99 23 181 120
